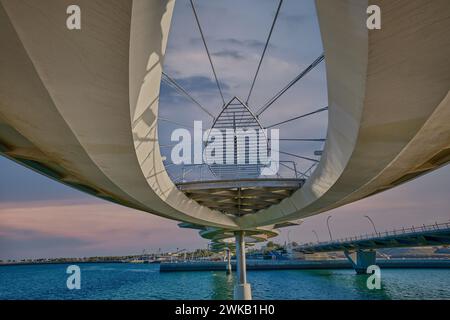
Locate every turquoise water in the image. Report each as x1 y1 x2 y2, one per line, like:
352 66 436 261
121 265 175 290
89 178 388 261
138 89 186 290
0 263 449 300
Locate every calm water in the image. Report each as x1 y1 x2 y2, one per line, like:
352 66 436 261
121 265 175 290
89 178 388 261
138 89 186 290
0 263 449 300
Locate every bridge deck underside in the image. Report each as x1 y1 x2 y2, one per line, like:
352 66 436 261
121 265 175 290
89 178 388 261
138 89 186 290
177 179 304 216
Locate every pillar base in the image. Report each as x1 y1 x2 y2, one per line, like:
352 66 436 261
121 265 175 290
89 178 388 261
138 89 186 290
344 250 376 275
354 267 368 275
233 283 252 300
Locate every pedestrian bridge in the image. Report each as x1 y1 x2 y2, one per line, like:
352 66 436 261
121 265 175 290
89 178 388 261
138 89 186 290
1 0 449 299
294 222 450 274
1 0 449 230
295 222 450 254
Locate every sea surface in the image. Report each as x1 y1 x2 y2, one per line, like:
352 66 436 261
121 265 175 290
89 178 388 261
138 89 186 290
0 263 449 300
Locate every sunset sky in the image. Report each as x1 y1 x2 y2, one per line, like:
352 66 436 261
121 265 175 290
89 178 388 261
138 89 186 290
1 0 449 260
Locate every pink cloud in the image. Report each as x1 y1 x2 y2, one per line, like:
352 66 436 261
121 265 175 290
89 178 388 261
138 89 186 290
0 199 207 260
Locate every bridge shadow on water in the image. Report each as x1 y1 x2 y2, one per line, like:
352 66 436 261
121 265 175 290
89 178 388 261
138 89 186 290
209 272 235 300
195 268 396 300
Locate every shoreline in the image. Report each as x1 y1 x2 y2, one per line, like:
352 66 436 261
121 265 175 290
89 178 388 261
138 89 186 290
3 258 450 270
159 258 450 272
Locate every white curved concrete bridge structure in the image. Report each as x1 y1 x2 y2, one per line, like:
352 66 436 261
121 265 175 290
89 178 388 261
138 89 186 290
1 0 449 299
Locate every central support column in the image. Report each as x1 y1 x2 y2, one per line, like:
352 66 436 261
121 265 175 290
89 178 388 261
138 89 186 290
234 231 252 300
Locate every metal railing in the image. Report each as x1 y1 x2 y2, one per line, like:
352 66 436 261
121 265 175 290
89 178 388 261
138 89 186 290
168 160 307 184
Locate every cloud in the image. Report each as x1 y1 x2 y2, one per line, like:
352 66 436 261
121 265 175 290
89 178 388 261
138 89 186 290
174 75 229 93
212 49 246 60
279 12 310 25
0 200 207 260
0 226 95 259
217 38 271 50
160 75 230 108
159 74 231 115
189 37 275 51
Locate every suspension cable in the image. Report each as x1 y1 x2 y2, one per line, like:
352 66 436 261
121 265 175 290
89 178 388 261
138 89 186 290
300 162 318 178
265 106 328 128
190 0 226 106
162 72 215 119
158 117 194 129
278 150 319 163
275 138 326 142
246 0 283 105
256 54 325 116
279 161 304 177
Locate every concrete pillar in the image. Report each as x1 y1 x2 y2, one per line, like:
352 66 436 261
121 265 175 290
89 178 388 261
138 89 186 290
234 231 252 300
226 248 232 275
344 249 376 274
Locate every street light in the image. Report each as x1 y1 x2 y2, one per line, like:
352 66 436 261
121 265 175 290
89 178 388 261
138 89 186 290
312 230 320 242
364 215 378 235
326 216 333 241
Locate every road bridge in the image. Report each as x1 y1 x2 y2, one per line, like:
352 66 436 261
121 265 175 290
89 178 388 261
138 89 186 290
294 222 450 273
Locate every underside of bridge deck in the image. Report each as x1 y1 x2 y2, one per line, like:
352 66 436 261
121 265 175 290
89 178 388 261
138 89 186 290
177 179 304 216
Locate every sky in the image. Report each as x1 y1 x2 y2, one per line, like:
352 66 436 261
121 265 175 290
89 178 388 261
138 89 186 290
0 0 449 260
158 0 328 179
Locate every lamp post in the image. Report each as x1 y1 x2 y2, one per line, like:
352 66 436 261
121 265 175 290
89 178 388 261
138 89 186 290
326 216 333 241
364 215 378 235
